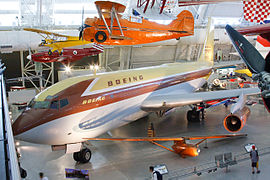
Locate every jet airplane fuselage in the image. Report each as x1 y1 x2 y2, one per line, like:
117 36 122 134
12 62 212 145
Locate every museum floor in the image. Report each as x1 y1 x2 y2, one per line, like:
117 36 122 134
16 103 270 180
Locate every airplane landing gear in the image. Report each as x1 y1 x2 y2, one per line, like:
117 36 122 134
73 148 92 163
187 105 205 122
187 109 201 122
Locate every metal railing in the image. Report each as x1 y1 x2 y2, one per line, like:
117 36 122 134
168 146 270 180
0 60 21 180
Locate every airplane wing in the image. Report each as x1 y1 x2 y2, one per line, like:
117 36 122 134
141 88 260 111
237 23 270 42
83 134 246 141
24 28 72 38
178 0 239 7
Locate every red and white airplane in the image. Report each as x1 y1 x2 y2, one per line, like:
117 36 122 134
27 43 104 64
12 20 259 163
136 0 270 23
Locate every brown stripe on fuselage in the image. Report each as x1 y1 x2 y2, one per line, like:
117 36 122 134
13 68 211 135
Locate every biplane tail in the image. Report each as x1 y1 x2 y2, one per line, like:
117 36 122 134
169 10 194 34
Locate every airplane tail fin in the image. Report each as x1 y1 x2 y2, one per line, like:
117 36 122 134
197 18 214 67
169 10 194 35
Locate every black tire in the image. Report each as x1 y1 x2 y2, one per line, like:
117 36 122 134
73 151 81 162
187 110 200 122
20 167 27 178
95 31 107 43
79 148 92 163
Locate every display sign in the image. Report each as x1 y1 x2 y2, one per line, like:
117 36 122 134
65 168 89 180
245 143 257 153
154 164 168 175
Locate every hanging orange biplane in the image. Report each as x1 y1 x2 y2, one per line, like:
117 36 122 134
80 1 194 45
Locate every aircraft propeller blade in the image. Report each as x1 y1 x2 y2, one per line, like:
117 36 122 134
79 6 85 40
225 25 265 74
226 24 270 110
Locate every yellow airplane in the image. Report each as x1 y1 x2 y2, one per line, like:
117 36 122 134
24 28 91 55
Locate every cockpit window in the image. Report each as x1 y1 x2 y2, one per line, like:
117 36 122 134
33 101 50 109
28 99 35 108
50 100 59 109
60 99 69 108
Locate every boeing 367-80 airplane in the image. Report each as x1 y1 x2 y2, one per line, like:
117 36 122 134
12 20 259 163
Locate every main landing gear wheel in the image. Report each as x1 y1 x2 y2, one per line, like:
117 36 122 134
187 110 201 122
95 31 107 43
73 148 92 163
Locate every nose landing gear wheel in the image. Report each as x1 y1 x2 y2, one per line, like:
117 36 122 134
73 148 92 163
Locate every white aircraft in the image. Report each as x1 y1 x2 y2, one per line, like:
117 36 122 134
12 19 259 163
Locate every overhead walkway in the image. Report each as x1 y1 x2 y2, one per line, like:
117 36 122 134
0 60 21 180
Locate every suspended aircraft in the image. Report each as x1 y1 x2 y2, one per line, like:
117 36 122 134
225 25 270 112
136 0 240 15
27 43 104 64
24 28 91 55
136 0 269 24
12 20 260 163
237 23 270 48
80 1 194 45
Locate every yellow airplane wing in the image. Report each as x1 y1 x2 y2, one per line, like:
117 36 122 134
24 28 72 38
24 28 92 53
234 69 252 77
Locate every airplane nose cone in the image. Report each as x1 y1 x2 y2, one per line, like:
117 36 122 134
12 111 33 136
26 55 31 60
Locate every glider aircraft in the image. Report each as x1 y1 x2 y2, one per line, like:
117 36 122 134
80 1 194 45
12 20 260 163
84 134 247 158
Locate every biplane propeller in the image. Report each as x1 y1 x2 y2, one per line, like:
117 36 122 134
84 134 247 157
81 1 194 45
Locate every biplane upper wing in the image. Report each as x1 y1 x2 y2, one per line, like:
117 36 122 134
95 1 126 13
83 134 247 141
141 88 260 112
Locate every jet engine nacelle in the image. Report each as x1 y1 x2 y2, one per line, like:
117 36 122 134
223 106 250 133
